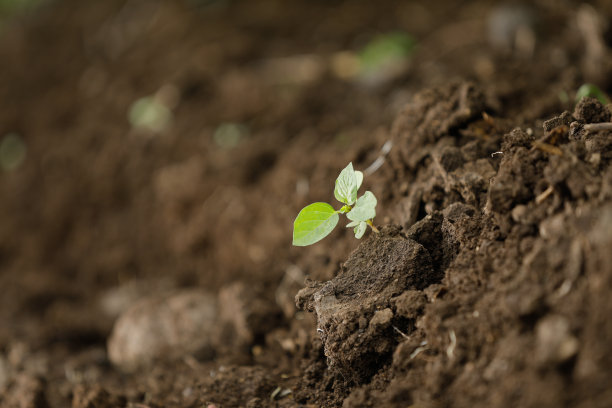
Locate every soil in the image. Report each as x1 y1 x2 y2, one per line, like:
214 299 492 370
1 0 612 407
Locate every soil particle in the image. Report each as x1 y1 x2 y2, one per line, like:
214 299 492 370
486 130 539 214
573 96 612 124
405 212 459 277
107 290 217 371
542 110 574 132
392 290 427 320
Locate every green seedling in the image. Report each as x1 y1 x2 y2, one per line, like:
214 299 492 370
575 83 609 105
293 162 378 246
358 32 416 75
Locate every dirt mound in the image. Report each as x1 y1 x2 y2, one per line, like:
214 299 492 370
297 83 612 407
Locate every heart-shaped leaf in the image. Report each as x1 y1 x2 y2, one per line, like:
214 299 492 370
293 202 339 246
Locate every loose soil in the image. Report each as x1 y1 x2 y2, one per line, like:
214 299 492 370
1 1 612 407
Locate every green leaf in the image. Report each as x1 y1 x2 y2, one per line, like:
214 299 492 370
358 32 416 74
347 219 368 238
355 170 363 191
347 191 377 222
576 83 609 105
334 162 359 205
354 221 367 239
293 202 339 246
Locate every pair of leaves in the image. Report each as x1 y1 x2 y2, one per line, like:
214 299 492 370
293 163 377 246
335 162 377 233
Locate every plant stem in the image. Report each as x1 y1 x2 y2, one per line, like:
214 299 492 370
338 205 352 214
367 219 379 233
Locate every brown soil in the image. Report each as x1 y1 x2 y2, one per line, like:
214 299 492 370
1 1 612 407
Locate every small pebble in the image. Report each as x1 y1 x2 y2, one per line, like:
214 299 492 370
108 290 217 371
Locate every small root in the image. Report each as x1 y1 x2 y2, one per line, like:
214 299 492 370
535 185 555 204
446 330 457 359
584 122 612 132
392 325 410 339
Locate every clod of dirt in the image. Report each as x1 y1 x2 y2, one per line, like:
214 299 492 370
296 226 438 384
392 290 427 320
542 111 574 132
486 129 537 214
405 210 463 277
107 290 217 371
391 82 488 169
216 282 283 349
573 96 612 124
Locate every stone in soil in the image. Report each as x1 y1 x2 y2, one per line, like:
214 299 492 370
107 290 217 371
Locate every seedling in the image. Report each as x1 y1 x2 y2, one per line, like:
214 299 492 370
358 32 416 75
292 163 379 246
575 83 609 105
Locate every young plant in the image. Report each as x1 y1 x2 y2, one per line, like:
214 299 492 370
292 163 379 246
575 83 609 105
358 32 416 75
